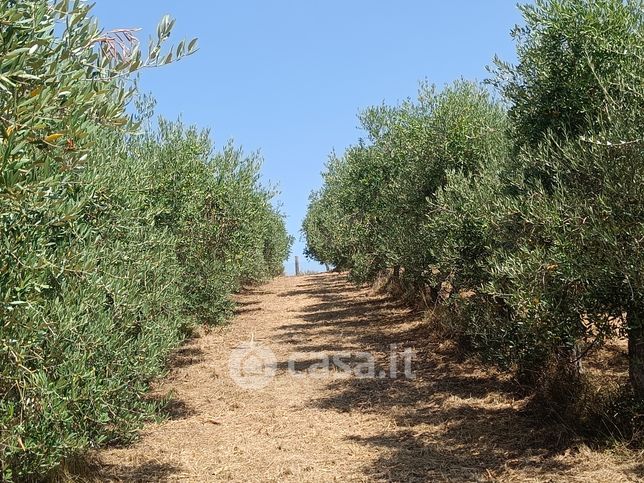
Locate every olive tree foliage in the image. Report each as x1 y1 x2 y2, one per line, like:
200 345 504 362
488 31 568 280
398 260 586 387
0 2 194 479
302 81 508 284
128 115 293 324
303 0 644 412
0 1 290 480
0 0 196 326
491 0 644 150
486 0 644 392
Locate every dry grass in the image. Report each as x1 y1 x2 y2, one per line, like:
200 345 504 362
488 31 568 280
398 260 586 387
73 273 643 482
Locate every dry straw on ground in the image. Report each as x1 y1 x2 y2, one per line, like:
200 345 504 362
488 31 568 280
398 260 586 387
73 273 642 482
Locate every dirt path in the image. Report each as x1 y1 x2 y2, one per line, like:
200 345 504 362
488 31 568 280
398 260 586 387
90 273 642 482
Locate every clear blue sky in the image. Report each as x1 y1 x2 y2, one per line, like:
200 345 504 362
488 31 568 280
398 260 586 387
92 1 524 274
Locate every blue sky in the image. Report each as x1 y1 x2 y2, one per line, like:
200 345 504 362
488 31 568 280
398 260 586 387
92 1 524 274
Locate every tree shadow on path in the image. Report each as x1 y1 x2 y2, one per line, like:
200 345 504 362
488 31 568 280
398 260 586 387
278 273 642 482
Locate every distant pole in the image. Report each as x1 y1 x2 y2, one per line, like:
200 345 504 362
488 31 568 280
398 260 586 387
295 256 301 276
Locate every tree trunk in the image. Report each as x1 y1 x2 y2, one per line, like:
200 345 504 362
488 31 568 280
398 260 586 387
628 308 644 400
565 343 584 377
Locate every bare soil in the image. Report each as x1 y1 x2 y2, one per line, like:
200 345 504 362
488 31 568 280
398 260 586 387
85 273 643 482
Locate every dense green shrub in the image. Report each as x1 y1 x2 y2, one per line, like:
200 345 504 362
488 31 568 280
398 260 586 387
485 0 644 389
128 115 292 324
0 2 290 480
491 0 644 149
303 81 508 285
303 0 643 412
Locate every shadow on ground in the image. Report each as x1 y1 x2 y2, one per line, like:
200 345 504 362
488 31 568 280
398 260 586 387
277 273 642 482
168 344 206 368
89 461 182 482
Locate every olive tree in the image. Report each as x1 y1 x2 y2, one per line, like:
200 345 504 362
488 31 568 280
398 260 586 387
491 0 644 396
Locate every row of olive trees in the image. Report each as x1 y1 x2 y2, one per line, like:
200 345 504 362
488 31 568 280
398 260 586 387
303 0 643 420
0 1 291 480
